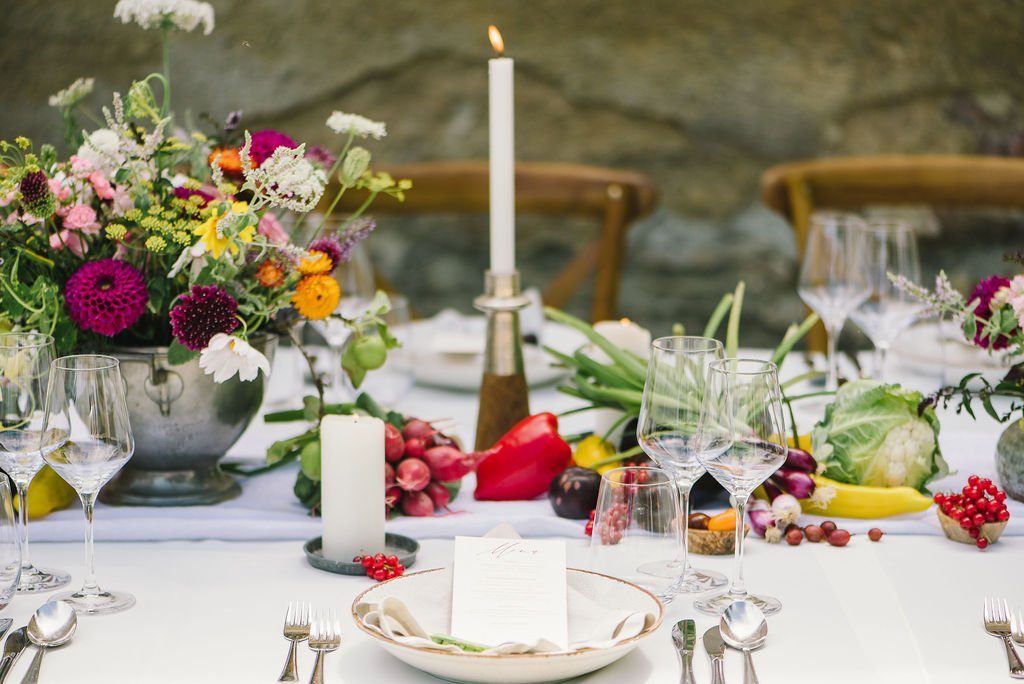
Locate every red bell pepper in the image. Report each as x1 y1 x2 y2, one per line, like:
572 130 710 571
473 413 573 501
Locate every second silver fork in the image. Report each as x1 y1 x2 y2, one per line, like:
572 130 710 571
308 609 342 684
278 601 311 683
985 597 1024 679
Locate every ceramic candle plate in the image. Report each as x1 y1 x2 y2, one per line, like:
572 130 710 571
304 533 419 576
352 567 663 684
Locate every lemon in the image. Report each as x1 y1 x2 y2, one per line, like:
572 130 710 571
12 466 76 519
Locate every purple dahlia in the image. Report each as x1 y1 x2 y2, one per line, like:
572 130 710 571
169 285 240 351
969 275 1014 350
248 130 298 167
65 259 149 337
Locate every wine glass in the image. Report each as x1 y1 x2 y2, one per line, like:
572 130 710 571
0 332 70 592
636 336 727 594
848 220 926 379
0 478 20 610
589 466 684 603
41 354 135 615
693 359 788 616
797 212 870 391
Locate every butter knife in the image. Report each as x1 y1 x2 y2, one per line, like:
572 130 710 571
0 627 27 684
703 626 727 684
671 619 696 684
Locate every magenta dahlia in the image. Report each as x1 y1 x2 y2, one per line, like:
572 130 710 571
170 285 240 351
969 275 1014 350
65 259 149 337
308 235 343 270
248 130 298 167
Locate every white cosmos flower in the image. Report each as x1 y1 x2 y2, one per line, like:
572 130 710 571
199 334 270 383
325 111 387 140
76 128 124 175
49 78 95 108
113 0 215 34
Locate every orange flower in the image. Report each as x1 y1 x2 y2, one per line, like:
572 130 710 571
209 147 243 176
298 250 333 276
255 260 285 288
293 275 340 320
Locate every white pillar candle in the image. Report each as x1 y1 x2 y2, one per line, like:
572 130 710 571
320 414 385 562
592 319 652 358
488 25 515 275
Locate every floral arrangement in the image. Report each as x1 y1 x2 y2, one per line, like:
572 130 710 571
897 268 1024 420
0 0 409 386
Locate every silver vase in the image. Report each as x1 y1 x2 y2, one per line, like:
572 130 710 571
99 334 278 506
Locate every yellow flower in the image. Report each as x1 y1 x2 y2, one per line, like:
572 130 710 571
255 260 285 288
194 201 254 258
293 275 340 320
145 235 167 252
298 250 332 275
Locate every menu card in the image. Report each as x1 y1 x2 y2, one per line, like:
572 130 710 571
450 536 568 649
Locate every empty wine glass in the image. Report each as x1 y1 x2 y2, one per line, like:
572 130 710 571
41 355 135 615
848 220 926 379
797 213 870 391
694 359 788 616
0 478 20 610
636 336 727 594
589 466 684 603
0 333 70 592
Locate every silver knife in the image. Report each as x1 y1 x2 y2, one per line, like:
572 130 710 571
703 626 727 684
672 619 696 684
0 627 27 684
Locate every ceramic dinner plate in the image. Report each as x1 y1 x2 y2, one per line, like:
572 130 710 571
351 567 663 684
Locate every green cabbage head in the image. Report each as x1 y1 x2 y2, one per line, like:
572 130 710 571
811 380 949 491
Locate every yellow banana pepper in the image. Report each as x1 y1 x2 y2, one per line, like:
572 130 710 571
802 474 933 518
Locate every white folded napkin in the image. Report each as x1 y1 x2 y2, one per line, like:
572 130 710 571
353 524 657 655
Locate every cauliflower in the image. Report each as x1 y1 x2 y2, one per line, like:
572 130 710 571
811 380 949 492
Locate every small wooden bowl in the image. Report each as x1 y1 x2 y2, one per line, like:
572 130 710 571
936 508 1008 545
688 525 749 555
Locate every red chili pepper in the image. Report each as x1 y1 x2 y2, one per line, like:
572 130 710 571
473 413 573 501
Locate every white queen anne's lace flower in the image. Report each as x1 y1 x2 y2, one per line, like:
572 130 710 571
114 0 215 35
199 333 271 383
49 78 95 108
325 111 387 140
240 131 326 212
76 128 125 176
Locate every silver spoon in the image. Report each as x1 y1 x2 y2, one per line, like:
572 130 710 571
720 599 768 684
20 601 77 684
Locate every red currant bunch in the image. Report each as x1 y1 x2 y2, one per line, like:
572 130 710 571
596 502 630 545
934 474 1010 550
584 509 596 537
354 553 406 582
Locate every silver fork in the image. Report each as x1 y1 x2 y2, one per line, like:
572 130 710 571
308 608 342 684
984 597 1024 679
278 601 311 682
1013 607 1024 646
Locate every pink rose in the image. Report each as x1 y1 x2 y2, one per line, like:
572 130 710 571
89 172 114 200
46 178 71 203
257 212 288 244
63 204 100 233
69 155 95 174
49 230 87 257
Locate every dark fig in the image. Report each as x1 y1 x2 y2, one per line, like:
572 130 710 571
548 467 601 519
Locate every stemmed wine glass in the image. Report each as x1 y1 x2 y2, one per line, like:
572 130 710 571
41 355 135 615
0 333 71 592
797 213 870 391
694 359 788 616
636 336 727 593
848 220 925 379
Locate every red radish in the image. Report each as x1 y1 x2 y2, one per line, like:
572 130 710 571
427 431 456 449
402 419 433 441
396 458 430 491
384 424 405 463
425 481 451 511
385 485 402 508
402 490 434 516
384 462 395 487
404 437 426 460
423 446 481 482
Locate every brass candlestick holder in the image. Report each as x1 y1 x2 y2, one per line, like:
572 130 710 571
474 270 531 450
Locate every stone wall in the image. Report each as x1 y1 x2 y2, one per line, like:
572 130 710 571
4 0 1024 344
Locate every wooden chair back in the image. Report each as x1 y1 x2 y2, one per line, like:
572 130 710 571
327 160 657 321
761 154 1024 351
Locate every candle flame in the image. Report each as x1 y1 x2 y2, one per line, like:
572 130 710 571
488 25 505 55
620 318 631 325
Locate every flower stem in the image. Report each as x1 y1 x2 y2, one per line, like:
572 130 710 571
160 27 171 117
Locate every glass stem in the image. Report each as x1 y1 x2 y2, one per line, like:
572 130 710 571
825 324 840 392
729 496 747 598
677 480 692 577
16 483 30 570
874 344 889 380
80 493 100 595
